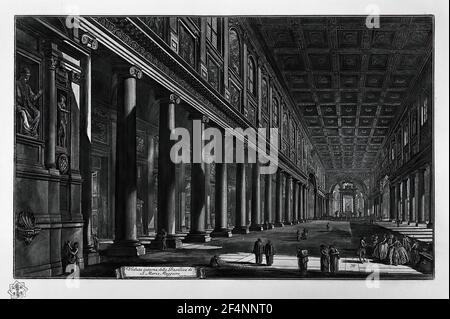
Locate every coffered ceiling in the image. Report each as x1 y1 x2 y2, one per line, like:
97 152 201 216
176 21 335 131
250 16 433 171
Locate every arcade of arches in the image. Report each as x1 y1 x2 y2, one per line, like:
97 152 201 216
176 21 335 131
14 16 433 277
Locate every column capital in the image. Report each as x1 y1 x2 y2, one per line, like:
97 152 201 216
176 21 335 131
114 65 143 80
189 112 209 123
81 33 99 50
165 93 181 105
128 66 143 79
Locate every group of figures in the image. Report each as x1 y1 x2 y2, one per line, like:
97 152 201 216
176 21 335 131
296 228 309 241
252 238 276 266
358 233 423 266
319 244 341 274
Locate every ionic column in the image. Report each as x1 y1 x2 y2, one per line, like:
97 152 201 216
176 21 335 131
211 161 232 237
204 163 212 230
145 135 156 235
293 181 299 223
250 162 263 231
305 186 309 221
313 189 317 219
155 93 182 248
233 163 249 234
427 167 433 229
275 169 284 227
45 53 58 169
264 172 274 229
396 182 402 223
284 174 293 225
185 114 211 242
108 66 145 256
390 184 396 221
408 176 414 225
80 54 97 262
415 169 424 224
298 183 303 222
401 180 407 223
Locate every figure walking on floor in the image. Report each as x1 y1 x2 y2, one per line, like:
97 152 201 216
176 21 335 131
297 248 309 276
252 238 264 265
264 240 275 266
357 237 367 263
329 245 340 274
320 244 330 273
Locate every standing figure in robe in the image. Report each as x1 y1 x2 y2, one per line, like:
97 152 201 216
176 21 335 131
320 244 330 273
390 237 409 266
297 248 308 276
373 233 389 261
329 245 340 274
264 240 275 266
410 240 421 266
252 238 264 265
402 236 412 261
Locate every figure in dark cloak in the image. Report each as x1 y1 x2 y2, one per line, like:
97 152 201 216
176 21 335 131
297 248 309 276
389 237 409 266
369 234 379 256
410 240 421 266
157 229 167 250
329 245 340 274
373 233 389 261
300 228 308 240
264 240 275 266
320 244 330 273
402 236 412 260
252 238 264 265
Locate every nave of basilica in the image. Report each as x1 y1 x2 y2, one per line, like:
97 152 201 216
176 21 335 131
14 16 433 278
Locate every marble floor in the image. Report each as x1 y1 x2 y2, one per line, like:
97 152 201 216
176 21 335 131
81 220 432 279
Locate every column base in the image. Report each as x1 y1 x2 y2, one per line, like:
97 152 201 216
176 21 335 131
83 251 101 266
232 226 250 234
274 222 284 227
138 235 157 248
283 221 293 226
149 235 183 249
249 224 264 231
106 240 146 257
210 228 232 238
263 223 275 230
183 232 211 243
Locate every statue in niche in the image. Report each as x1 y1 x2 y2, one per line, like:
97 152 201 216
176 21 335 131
16 67 42 137
57 94 68 148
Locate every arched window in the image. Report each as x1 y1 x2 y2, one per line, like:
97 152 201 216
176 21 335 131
247 56 256 95
229 28 241 76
